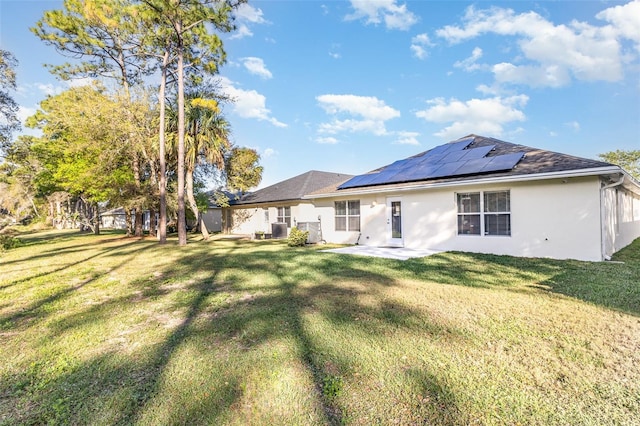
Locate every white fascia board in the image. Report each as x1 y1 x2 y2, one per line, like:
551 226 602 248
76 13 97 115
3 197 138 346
303 166 624 199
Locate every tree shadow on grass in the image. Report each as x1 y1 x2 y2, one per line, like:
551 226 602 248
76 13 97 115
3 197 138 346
0 240 156 330
138 245 470 425
396 249 640 317
2 239 469 425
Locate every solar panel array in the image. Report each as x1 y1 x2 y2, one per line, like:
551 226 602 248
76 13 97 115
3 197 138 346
338 137 526 190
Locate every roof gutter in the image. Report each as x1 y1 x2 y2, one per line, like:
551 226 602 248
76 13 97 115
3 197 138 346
304 166 624 199
600 174 625 261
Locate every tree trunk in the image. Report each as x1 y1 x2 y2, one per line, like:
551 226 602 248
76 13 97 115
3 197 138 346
158 50 169 244
135 210 143 237
125 209 133 236
149 208 157 238
185 168 209 240
132 151 144 237
93 202 100 235
176 29 187 246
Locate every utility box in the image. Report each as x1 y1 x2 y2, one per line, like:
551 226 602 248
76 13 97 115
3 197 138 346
296 222 321 243
271 222 288 239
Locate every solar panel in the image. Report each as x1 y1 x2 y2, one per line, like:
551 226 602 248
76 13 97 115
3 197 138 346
417 153 446 165
424 143 451 156
338 174 373 189
338 140 524 190
441 149 469 163
390 163 441 182
454 157 492 175
481 152 525 173
431 160 469 178
441 138 474 154
459 145 495 160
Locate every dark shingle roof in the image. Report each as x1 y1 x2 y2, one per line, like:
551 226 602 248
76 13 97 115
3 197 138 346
308 135 616 195
230 170 353 205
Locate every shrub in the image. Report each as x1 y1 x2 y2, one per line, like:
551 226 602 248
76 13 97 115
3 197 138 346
0 234 22 251
322 375 343 400
287 227 309 247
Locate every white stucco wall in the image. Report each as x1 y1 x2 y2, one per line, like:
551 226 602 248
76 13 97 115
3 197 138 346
227 203 322 238
602 185 640 258
312 176 606 261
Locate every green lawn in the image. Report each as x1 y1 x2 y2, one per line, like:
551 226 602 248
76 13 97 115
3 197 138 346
1 230 639 425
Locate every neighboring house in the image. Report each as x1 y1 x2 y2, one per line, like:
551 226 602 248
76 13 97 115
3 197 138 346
100 208 156 231
222 170 353 239
100 208 127 229
202 190 237 234
223 135 640 261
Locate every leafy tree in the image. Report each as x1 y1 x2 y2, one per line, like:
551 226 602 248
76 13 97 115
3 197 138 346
598 150 640 180
168 94 230 239
0 136 42 222
140 0 242 246
32 0 152 236
0 50 20 153
225 146 263 193
31 0 146 90
26 86 139 232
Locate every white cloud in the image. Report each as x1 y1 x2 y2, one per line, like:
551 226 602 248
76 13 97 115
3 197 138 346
66 77 94 88
596 0 640 51
316 94 400 136
18 77 94 100
241 57 273 79
565 121 581 132
394 131 420 145
345 0 418 31
435 3 638 87
329 43 342 59
410 33 433 60
230 4 268 39
317 94 400 121
219 77 287 128
17 106 37 125
316 137 339 144
263 148 276 157
36 83 57 96
454 47 483 71
415 95 529 140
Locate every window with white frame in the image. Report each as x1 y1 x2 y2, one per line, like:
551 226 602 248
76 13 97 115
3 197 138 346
277 206 291 227
457 190 511 236
335 200 360 231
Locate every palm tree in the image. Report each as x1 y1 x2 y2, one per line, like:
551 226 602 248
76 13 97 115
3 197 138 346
167 94 231 239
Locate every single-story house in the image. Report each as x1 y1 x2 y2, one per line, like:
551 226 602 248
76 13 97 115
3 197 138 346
222 135 640 261
100 208 157 231
221 170 353 239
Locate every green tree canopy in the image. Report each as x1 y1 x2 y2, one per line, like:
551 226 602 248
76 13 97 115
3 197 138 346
26 85 137 203
599 150 640 180
0 50 20 153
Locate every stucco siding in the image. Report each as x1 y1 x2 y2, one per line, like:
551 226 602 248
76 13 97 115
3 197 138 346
313 176 604 261
603 185 640 258
227 202 322 237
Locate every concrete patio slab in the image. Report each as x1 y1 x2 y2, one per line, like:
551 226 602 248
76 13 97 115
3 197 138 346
321 246 443 261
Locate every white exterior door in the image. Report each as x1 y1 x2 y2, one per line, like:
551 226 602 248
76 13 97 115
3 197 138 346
386 197 403 247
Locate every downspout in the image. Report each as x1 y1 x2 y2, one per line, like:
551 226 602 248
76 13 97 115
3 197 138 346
600 174 625 260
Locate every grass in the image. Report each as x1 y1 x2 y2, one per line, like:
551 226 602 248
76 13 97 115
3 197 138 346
0 229 639 425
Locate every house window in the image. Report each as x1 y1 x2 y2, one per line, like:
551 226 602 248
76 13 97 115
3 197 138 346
335 200 360 231
263 208 269 224
457 193 481 235
484 191 511 236
457 190 511 236
277 206 291 227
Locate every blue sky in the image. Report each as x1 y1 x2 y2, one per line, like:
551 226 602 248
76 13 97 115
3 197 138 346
2 0 639 189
